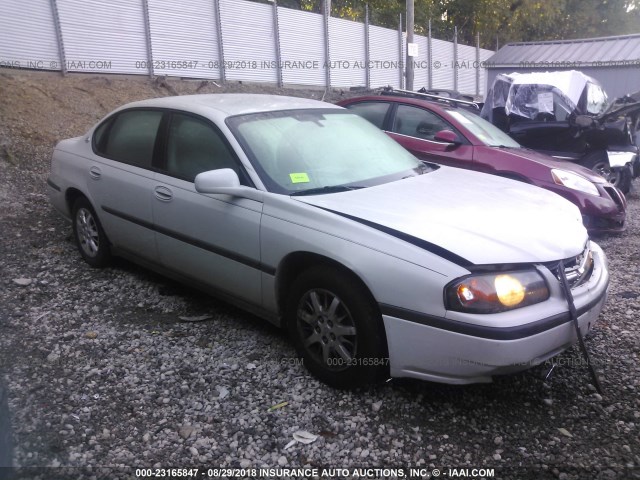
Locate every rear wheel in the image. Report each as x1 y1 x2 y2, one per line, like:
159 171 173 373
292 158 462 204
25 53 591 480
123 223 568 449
285 266 388 389
72 197 111 268
581 151 632 194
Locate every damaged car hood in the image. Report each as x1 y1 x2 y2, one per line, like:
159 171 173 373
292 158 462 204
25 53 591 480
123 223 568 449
295 167 587 266
598 90 640 123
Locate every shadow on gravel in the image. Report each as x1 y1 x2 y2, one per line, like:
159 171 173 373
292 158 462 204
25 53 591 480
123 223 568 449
0 375 14 479
384 363 565 409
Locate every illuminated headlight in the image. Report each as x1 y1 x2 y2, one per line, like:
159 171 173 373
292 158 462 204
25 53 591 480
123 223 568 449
551 169 599 196
445 271 550 314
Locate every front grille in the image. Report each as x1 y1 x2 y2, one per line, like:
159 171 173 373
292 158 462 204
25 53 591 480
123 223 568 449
603 185 626 211
545 242 594 289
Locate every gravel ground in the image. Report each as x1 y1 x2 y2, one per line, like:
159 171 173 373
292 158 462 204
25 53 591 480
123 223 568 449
0 69 639 480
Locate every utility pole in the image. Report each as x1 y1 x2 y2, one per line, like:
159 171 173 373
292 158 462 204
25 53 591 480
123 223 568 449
406 0 415 90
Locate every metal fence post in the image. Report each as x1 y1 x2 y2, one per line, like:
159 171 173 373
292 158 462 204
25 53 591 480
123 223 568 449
453 26 458 92
365 4 370 89
141 0 154 78
323 0 331 89
398 13 403 89
476 32 480 96
213 0 226 83
427 19 432 89
272 0 283 88
49 0 67 75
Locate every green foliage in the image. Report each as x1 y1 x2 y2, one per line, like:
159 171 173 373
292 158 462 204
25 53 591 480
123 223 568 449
269 0 640 49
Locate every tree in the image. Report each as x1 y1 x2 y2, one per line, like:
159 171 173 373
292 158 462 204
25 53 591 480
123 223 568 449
262 0 640 49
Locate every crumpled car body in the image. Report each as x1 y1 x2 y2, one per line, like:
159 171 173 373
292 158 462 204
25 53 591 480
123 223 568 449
482 70 640 193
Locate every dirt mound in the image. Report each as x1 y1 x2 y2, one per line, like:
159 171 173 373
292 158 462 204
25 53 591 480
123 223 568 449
0 68 356 175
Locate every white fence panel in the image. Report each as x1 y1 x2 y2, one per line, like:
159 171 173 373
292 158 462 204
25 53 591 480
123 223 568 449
0 0 493 92
57 0 146 74
369 24 400 88
148 0 221 79
479 48 493 96
220 0 277 83
412 34 430 88
457 43 476 95
328 17 366 87
277 7 325 87
431 37 453 89
0 0 60 70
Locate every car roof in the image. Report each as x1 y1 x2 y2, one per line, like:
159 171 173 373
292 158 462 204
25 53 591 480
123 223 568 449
119 94 341 116
341 94 453 114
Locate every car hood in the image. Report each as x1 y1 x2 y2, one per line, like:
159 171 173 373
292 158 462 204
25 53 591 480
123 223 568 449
294 167 587 266
496 147 606 183
598 91 640 123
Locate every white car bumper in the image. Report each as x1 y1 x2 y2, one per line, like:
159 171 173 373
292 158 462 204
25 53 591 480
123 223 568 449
384 243 609 384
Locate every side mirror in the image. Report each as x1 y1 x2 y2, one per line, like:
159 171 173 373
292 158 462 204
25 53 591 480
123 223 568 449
194 169 263 202
434 129 462 145
195 168 240 192
573 115 595 128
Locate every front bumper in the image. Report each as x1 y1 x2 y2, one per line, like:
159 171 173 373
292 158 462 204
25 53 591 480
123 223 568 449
383 242 609 384
608 147 640 178
541 180 626 234
607 150 636 169
581 183 627 234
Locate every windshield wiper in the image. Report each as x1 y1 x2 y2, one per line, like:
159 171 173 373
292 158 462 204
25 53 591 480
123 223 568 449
290 185 365 196
416 162 436 174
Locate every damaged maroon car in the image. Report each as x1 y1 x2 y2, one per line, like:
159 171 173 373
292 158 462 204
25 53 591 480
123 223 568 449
339 89 626 233
481 71 640 194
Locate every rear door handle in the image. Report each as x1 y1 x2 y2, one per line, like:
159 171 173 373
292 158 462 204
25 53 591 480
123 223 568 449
154 186 173 202
89 166 101 180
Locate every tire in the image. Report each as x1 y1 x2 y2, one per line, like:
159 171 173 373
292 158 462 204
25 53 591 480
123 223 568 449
581 151 632 194
285 265 388 389
72 197 111 268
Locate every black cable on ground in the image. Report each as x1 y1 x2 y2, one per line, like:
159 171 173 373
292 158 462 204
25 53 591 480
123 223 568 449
557 261 603 395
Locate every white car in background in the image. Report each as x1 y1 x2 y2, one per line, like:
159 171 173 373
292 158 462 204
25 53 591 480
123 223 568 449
47 94 609 388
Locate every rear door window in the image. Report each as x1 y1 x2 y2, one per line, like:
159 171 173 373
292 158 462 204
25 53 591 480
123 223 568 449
344 102 391 129
94 110 163 169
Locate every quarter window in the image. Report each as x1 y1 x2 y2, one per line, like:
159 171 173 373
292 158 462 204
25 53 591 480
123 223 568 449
165 113 239 182
393 105 454 141
95 110 163 168
344 102 391 129
585 83 608 115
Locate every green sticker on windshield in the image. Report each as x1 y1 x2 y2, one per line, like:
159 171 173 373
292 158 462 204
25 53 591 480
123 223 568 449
289 172 310 184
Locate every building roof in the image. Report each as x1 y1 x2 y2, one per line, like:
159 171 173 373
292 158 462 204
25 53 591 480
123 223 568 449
487 33 640 68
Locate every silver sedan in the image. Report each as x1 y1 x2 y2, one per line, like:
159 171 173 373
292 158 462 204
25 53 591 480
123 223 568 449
47 94 609 388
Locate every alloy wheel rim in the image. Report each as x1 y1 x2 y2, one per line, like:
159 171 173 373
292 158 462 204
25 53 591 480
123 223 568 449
296 288 357 371
76 208 100 257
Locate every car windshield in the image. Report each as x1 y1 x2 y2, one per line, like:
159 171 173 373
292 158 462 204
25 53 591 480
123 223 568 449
447 108 521 148
227 109 427 194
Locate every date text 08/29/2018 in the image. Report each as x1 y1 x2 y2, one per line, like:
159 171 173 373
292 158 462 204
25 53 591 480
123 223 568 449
135 467 496 478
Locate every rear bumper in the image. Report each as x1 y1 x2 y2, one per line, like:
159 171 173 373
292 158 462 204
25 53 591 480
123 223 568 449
384 243 609 384
47 175 71 220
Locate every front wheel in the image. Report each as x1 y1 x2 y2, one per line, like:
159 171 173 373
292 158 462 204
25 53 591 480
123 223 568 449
72 197 111 268
581 152 632 194
285 266 389 389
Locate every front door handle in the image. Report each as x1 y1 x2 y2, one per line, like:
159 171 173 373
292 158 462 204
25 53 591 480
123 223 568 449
89 166 101 180
154 186 173 202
